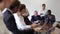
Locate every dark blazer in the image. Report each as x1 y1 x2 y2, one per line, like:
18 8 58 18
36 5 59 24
23 16 32 25
31 15 42 22
44 14 56 25
3 10 22 34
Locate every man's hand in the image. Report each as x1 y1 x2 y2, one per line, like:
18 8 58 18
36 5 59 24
31 23 39 28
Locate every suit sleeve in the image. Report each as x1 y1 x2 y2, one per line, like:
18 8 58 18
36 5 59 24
31 16 34 22
38 15 42 20
52 15 56 23
5 15 21 33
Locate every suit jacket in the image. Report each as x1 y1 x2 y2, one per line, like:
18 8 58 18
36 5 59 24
23 16 32 25
44 14 56 25
3 9 22 34
31 15 42 22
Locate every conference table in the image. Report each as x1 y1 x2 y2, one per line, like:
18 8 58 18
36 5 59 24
33 22 60 34
33 23 53 34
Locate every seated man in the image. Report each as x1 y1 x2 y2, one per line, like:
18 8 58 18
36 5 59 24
44 10 56 26
44 10 56 34
31 11 42 23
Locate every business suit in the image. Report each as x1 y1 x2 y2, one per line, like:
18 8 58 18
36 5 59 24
44 14 56 26
43 14 56 34
3 9 22 34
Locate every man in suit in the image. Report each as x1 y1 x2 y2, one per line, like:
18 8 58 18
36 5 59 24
44 10 56 34
31 10 42 23
44 10 56 26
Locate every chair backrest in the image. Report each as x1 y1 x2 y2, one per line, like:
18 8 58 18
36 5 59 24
53 21 59 27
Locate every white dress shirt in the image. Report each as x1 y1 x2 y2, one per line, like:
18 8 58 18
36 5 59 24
13 13 31 30
40 9 47 17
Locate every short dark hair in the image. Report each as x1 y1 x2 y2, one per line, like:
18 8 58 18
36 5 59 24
42 4 46 6
19 4 26 12
35 10 38 12
9 1 20 11
47 10 51 14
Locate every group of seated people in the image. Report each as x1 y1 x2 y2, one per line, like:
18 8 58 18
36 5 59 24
31 10 55 26
0 0 56 34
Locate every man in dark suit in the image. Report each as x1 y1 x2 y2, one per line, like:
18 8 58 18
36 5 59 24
44 10 56 26
2 0 23 34
43 10 56 34
31 11 42 23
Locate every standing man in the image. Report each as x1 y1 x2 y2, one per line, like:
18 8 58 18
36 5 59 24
40 4 48 17
40 4 48 23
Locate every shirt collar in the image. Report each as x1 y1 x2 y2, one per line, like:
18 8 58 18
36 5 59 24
2 8 13 14
2 8 7 13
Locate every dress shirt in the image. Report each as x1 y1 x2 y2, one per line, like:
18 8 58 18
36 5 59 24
40 9 47 17
13 13 31 30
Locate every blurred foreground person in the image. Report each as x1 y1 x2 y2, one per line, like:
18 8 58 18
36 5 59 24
20 4 32 25
2 0 23 34
13 3 39 34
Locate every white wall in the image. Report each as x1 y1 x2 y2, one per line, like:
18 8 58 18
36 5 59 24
19 0 60 21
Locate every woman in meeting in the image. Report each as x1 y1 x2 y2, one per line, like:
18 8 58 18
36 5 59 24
31 10 42 24
13 3 39 34
20 4 32 25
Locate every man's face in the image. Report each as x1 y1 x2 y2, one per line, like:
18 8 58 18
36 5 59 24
42 5 46 10
4 0 14 8
0 0 4 10
47 11 51 15
34 11 38 16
